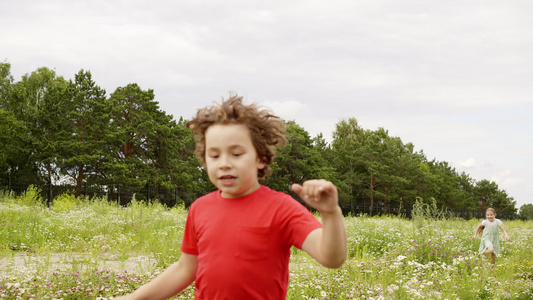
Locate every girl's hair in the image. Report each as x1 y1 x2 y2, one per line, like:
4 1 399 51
486 207 496 215
187 93 287 178
475 224 485 238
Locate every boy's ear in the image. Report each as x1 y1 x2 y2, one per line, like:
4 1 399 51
257 157 266 170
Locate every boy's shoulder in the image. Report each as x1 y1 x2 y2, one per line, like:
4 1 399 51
258 185 293 199
191 185 298 207
248 185 300 205
195 189 220 201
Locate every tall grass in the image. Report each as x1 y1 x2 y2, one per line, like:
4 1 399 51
0 188 186 266
1 187 532 299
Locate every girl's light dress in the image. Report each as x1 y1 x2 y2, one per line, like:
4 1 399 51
478 219 502 256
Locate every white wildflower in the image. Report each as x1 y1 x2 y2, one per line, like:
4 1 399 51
397 255 407 261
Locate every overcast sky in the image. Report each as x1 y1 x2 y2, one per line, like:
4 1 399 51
2 0 532 209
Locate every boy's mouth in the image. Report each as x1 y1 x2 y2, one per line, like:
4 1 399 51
219 175 236 185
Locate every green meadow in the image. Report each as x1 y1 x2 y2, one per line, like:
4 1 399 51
1 187 532 299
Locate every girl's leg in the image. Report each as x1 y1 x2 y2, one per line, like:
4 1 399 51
491 253 496 265
483 246 494 255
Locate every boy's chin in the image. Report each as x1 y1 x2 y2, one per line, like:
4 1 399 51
220 189 239 198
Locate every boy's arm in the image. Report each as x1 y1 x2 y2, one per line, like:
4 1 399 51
292 180 347 269
114 253 197 300
499 224 511 241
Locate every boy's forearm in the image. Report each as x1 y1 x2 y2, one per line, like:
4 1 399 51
319 206 347 268
124 257 196 300
132 264 187 299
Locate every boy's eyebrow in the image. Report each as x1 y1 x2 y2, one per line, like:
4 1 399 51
206 144 246 151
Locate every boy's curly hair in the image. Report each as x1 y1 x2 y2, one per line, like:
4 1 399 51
187 93 287 178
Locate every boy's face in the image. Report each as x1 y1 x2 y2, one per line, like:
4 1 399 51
204 123 265 198
486 210 495 221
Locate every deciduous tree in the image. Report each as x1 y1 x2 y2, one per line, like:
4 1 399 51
519 204 533 220
474 179 516 213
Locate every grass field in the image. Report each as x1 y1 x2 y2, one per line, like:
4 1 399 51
1 187 532 299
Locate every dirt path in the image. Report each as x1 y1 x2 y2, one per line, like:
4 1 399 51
0 252 158 277
0 252 320 278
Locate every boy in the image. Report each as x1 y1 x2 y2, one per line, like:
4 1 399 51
117 94 347 299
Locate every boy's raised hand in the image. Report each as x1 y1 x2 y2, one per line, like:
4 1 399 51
291 179 339 215
294 180 347 268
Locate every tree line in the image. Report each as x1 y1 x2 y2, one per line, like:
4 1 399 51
0 61 519 216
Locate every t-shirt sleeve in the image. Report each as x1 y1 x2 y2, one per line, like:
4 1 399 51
482 220 488 226
496 219 503 226
181 206 199 255
281 196 323 249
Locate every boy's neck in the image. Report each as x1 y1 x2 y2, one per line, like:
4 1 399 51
219 184 263 199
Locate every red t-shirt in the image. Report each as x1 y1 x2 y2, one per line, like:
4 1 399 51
181 185 322 299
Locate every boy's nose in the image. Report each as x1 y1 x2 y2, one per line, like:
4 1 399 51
219 155 231 168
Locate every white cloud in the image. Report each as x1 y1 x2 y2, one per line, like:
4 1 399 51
259 100 308 120
501 177 525 188
455 158 477 168
491 170 524 188
2 0 532 208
